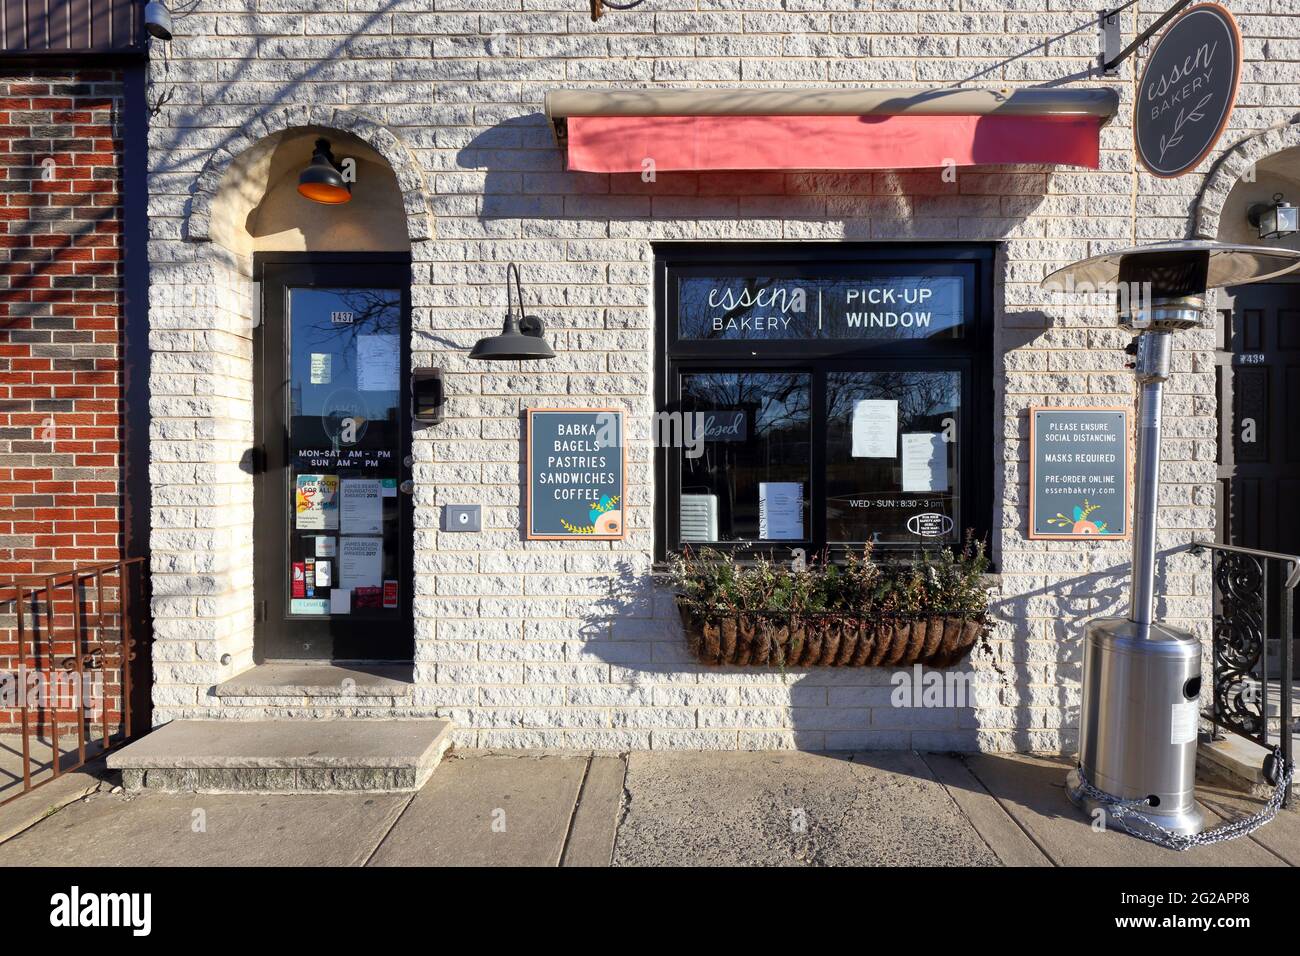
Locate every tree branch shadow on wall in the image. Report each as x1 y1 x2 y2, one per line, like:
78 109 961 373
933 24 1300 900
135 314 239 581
146 0 412 216
567 559 991 758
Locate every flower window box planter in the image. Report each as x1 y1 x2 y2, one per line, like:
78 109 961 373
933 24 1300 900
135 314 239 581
676 602 986 668
668 537 992 669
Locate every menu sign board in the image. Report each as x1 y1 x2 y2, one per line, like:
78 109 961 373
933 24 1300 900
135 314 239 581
678 275 964 341
526 408 626 540
1134 3 1241 178
1029 407 1131 540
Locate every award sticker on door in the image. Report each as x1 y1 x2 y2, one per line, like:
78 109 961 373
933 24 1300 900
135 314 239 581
383 580 399 608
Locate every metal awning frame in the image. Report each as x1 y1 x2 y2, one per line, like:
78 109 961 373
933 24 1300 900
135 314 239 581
544 86 1121 147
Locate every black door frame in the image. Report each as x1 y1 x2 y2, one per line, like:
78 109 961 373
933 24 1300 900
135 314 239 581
252 252 415 662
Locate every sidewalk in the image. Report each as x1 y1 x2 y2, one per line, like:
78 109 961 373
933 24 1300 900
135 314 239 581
0 749 1295 867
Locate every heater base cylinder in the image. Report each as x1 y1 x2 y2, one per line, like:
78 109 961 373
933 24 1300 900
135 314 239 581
1065 770 1204 837
1070 617 1205 837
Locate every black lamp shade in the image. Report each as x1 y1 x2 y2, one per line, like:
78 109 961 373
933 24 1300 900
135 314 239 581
1260 202 1299 241
469 315 556 361
144 0 173 40
298 139 351 204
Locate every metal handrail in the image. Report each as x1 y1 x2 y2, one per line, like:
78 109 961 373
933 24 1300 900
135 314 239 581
1186 540 1295 803
1189 540 1300 590
0 558 147 599
0 558 147 808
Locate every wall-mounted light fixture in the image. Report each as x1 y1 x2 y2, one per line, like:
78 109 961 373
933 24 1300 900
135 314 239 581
590 0 648 21
412 367 445 425
1248 193 1299 241
297 138 352 205
144 0 173 40
468 263 556 361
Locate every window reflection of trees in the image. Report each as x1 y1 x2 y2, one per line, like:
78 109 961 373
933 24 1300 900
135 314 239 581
826 371 960 544
682 372 810 440
681 372 811 542
827 371 959 430
294 288 401 381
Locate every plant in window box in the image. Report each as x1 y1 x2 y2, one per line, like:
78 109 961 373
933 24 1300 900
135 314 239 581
670 535 991 668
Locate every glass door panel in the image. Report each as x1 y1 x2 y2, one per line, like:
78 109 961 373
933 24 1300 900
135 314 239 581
254 260 413 662
287 288 403 621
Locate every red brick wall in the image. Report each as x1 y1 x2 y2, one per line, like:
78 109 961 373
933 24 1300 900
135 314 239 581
0 68 126 739
0 68 124 575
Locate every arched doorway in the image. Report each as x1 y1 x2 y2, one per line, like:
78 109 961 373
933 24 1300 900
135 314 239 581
1201 135 1300 679
1204 141 1300 556
203 125 418 663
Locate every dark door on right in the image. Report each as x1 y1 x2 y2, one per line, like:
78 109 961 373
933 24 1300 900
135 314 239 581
1215 281 1300 644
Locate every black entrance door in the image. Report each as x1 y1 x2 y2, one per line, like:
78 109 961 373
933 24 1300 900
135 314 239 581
1216 282 1300 554
254 256 414 661
1215 281 1300 649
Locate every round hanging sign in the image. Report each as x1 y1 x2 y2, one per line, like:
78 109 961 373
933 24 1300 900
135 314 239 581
1134 2 1241 178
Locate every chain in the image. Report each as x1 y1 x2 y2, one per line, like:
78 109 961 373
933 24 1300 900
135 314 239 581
1073 746 1294 851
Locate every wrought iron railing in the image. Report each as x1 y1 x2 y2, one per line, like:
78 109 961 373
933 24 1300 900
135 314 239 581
0 558 147 808
1188 540 1296 800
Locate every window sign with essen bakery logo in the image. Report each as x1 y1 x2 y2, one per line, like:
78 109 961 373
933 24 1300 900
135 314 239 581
677 274 966 341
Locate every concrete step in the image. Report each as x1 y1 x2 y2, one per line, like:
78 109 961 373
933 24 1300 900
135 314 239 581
107 719 453 794
211 662 416 712
1197 734 1297 799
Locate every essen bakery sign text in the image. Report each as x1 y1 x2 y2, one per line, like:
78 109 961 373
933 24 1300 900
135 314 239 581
1135 2 1241 178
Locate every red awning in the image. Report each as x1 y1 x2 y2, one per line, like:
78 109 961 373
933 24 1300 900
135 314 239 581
546 88 1119 174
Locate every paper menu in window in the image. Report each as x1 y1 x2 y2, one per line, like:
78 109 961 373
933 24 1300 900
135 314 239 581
340 479 383 535
901 432 948 492
851 400 898 458
338 536 383 590
310 352 332 385
356 334 399 392
758 482 803 540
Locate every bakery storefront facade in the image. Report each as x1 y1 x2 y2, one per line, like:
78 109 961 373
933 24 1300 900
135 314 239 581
140 1 1300 752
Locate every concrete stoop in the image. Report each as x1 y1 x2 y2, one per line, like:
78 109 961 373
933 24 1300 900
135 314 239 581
1197 735 1297 799
208 662 417 717
106 719 454 794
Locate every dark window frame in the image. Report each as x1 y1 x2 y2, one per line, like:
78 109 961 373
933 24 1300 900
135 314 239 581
654 241 996 564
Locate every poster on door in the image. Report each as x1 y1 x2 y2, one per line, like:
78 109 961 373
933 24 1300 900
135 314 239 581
295 475 339 530
340 479 383 534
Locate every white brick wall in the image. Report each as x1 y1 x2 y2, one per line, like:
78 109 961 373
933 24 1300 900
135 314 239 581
143 0 1300 751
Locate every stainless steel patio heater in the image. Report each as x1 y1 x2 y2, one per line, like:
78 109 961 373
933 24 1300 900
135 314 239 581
1041 240 1300 836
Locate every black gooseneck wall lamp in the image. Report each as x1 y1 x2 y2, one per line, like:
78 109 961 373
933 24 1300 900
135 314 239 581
297 138 352 205
144 0 173 40
468 263 556 361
